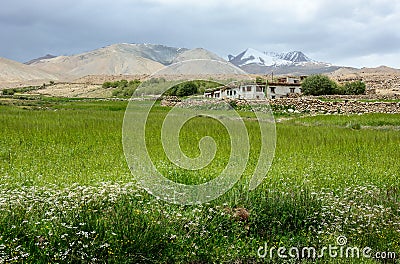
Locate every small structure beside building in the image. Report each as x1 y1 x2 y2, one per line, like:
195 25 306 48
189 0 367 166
204 76 306 100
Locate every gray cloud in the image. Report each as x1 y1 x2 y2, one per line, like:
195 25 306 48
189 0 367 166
0 0 399 68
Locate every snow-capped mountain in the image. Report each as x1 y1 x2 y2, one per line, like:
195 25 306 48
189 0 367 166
228 48 292 67
228 48 340 75
228 48 312 67
280 51 312 63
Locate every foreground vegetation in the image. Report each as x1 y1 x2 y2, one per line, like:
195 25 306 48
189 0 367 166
101 78 221 98
302 75 366 96
0 98 399 263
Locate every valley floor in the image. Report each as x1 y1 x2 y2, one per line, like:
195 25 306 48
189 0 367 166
0 98 399 263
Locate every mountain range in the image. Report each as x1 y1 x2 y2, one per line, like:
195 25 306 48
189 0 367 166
227 48 341 75
0 43 398 89
0 44 227 87
24 44 228 78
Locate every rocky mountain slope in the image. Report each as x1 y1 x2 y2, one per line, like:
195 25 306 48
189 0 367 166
172 48 225 63
228 48 341 75
27 44 226 79
328 66 400 95
25 54 57 65
27 44 169 78
0 57 59 88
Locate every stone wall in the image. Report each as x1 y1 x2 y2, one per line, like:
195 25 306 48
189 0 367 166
161 97 400 114
266 98 400 114
314 94 400 101
160 96 181 107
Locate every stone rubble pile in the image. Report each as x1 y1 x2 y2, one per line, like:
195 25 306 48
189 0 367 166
160 96 181 107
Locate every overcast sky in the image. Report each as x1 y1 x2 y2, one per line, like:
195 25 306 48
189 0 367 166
1 0 399 68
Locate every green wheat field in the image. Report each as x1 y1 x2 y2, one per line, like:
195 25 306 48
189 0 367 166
0 98 399 263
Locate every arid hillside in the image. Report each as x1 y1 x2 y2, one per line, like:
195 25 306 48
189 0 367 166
27 44 227 80
0 57 59 89
328 66 400 95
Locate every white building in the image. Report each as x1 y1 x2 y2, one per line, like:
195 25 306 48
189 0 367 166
267 76 304 99
204 76 305 100
267 84 302 99
204 84 266 99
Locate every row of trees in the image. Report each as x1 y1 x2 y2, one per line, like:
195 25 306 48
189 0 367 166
102 79 141 97
163 80 220 97
103 79 220 98
301 75 366 96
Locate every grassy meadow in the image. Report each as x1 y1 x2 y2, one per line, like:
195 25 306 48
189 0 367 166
0 98 399 263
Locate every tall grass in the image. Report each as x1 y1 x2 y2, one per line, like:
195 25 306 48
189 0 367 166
0 99 399 263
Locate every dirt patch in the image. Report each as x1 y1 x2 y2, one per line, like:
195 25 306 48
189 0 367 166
28 83 110 98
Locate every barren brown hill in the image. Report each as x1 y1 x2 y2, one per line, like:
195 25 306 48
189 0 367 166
28 45 166 79
172 48 225 63
73 74 151 85
328 66 400 95
0 57 59 89
27 44 230 81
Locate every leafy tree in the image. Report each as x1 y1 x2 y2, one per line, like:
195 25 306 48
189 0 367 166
342 81 366 95
2 88 16 95
118 80 128 89
2 86 42 96
128 80 141 87
301 75 338 96
106 79 141 97
164 80 220 97
195 80 220 94
164 86 178 96
176 82 198 97
102 81 113 88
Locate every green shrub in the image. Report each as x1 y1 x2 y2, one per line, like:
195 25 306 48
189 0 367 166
2 86 42 96
2 89 16 95
301 75 338 96
106 79 141 97
302 76 366 96
164 80 220 97
102 81 113 88
176 82 198 96
342 81 366 95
